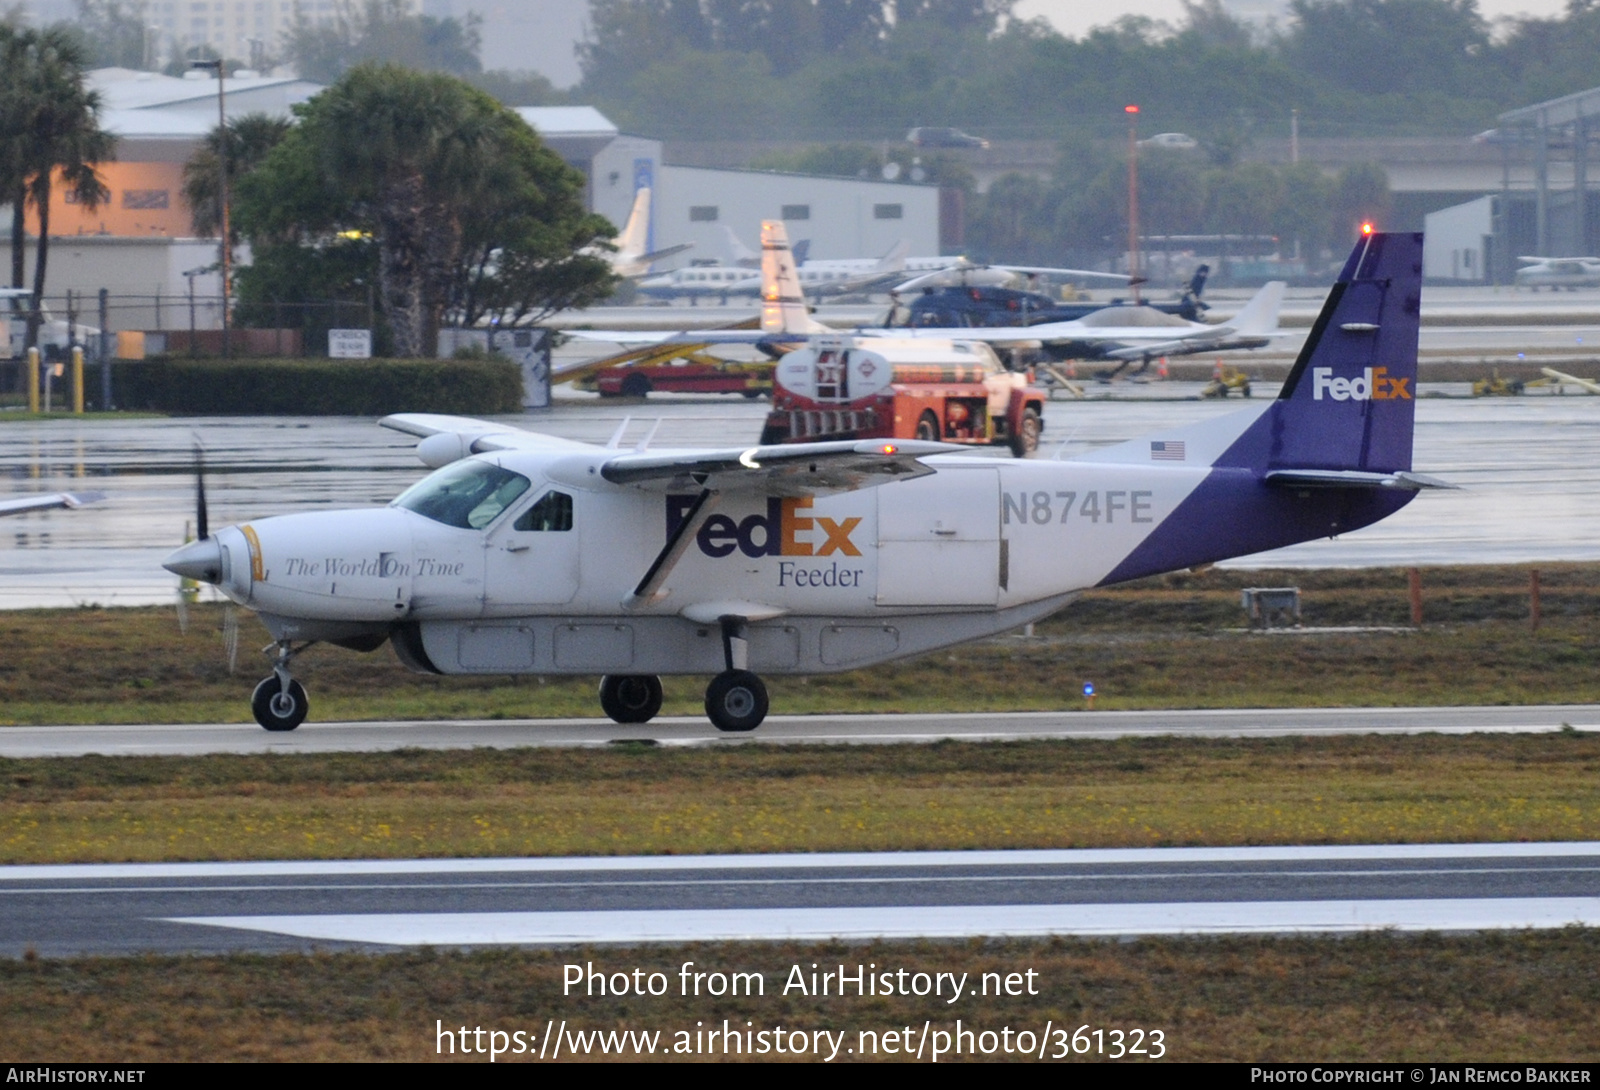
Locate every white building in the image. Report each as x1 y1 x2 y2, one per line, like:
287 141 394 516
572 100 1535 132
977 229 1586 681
1423 196 1495 284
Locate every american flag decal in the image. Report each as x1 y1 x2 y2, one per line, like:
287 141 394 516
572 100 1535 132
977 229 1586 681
1150 440 1186 461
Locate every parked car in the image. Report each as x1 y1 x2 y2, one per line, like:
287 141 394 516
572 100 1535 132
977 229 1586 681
1137 132 1199 150
906 126 989 149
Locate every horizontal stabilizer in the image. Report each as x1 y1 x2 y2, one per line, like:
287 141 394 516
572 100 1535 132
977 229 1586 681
0 490 106 517
638 243 693 266
1265 469 1456 491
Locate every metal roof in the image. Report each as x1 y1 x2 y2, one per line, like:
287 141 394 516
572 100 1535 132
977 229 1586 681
1501 86 1600 128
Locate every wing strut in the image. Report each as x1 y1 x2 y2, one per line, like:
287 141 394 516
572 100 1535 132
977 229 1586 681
623 487 719 609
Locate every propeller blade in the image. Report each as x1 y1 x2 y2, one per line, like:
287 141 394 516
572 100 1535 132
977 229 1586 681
194 445 209 541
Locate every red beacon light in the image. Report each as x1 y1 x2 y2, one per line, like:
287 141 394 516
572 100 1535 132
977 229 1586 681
1361 222 1375 235
879 443 898 455
1124 104 1139 114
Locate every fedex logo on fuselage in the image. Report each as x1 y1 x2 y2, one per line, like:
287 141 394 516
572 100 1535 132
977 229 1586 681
668 495 861 559
1312 366 1411 401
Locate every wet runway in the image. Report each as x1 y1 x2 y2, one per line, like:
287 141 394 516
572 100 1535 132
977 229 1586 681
5 390 1600 607
3 704 1597 758
5 844 1597 956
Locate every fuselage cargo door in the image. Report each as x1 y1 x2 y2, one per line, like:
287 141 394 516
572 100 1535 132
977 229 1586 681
875 467 1000 607
482 487 581 614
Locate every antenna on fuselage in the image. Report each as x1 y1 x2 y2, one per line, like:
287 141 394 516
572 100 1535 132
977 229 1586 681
605 416 632 450
634 419 664 453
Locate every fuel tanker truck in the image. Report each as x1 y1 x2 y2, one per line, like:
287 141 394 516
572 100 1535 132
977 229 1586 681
758 337 1046 457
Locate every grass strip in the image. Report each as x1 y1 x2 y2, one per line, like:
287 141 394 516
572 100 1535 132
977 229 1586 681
2 564 1599 725
4 933 1598 1061
4 734 1598 863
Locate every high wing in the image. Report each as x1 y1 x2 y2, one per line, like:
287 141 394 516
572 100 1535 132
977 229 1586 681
599 438 959 494
381 413 959 494
0 491 106 517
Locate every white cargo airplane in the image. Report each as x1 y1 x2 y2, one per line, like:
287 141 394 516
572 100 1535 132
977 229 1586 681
1514 256 1600 290
167 232 1440 734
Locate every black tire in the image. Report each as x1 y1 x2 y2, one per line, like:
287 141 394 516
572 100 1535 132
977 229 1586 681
1008 406 1042 458
252 676 308 732
914 410 940 441
599 674 663 724
704 669 769 732
620 373 651 398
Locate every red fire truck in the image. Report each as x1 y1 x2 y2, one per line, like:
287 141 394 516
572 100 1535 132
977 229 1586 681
758 337 1046 457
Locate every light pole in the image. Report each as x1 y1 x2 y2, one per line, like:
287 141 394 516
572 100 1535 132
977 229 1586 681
191 58 230 357
1125 104 1141 303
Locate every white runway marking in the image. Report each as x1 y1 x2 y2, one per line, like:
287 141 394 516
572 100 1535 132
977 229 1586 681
9 841 1600 883
170 898 1600 945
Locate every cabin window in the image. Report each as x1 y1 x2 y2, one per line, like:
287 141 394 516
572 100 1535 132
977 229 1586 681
689 205 719 222
394 460 531 529
514 490 573 532
782 204 810 220
873 203 903 219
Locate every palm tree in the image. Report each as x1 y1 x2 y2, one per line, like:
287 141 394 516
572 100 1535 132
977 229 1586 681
0 25 114 350
182 114 292 239
298 64 502 357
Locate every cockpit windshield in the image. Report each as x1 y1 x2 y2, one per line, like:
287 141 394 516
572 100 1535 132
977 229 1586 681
393 460 531 529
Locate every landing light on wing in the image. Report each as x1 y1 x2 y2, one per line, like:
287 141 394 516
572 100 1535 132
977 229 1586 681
1362 222 1375 235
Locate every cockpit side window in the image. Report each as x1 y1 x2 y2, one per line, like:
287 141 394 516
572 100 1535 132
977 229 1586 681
393 461 531 529
514 490 573 532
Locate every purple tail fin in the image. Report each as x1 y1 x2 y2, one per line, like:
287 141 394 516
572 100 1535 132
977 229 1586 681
1219 231 1422 474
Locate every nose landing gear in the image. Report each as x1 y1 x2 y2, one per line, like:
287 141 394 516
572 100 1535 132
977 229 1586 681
252 641 311 731
704 615 769 732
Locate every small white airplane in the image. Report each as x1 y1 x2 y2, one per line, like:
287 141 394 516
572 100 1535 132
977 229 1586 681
1514 256 1600 290
0 491 105 517
167 232 1442 734
598 187 693 279
636 263 763 302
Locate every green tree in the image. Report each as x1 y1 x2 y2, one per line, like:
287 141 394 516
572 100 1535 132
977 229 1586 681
182 114 293 238
1329 161 1392 244
1274 160 1338 265
282 0 482 83
1283 0 1490 98
0 23 113 350
233 65 614 357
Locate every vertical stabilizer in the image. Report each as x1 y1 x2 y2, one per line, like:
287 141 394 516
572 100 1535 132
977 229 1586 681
615 187 653 266
761 220 832 335
1220 231 1422 474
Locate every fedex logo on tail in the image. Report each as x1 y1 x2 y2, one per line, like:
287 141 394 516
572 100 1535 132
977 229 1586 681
1312 366 1412 401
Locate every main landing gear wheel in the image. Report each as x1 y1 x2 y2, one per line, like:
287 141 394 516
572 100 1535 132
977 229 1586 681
599 674 664 724
252 677 308 732
704 669 768 732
